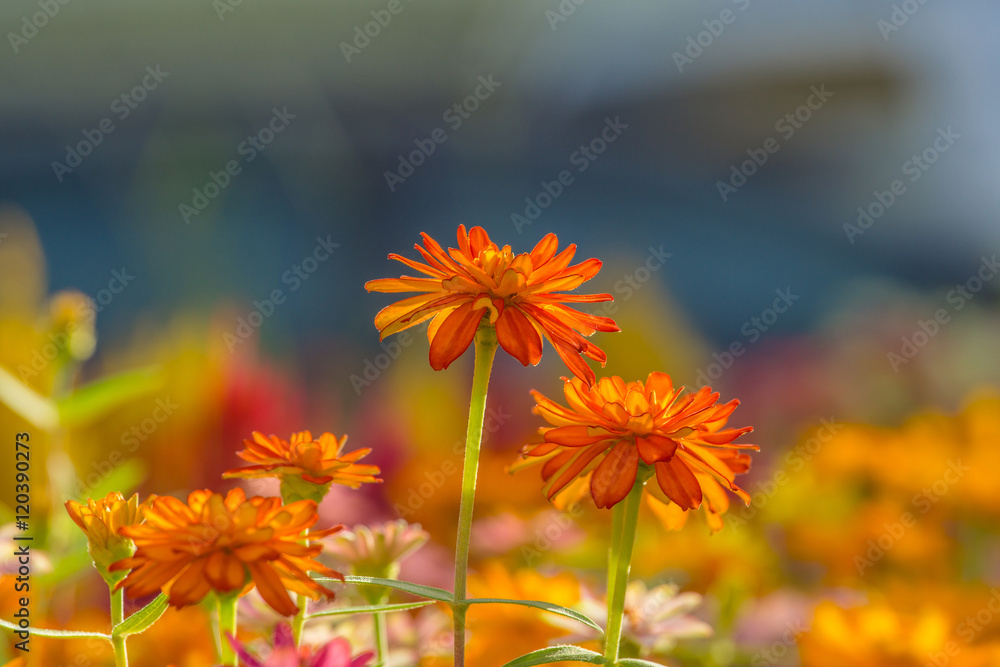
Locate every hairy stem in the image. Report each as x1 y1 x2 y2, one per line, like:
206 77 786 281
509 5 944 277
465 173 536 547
111 586 128 667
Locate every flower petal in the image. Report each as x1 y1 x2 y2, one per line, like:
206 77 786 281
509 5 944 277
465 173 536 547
654 457 703 510
495 307 544 366
427 301 486 370
248 561 299 616
590 440 639 509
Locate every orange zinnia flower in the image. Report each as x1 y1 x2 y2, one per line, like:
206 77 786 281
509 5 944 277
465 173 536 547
516 373 757 523
110 488 342 616
223 431 382 501
364 225 619 385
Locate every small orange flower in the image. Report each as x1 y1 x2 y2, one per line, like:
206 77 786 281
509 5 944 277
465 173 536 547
65 492 150 585
110 488 343 616
224 430 382 491
516 373 757 524
365 225 619 385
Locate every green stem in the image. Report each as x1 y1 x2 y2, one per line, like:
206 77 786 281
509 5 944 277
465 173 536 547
291 593 307 646
371 587 391 665
452 326 498 667
374 609 389 666
291 529 310 646
111 586 128 667
217 595 238 667
603 479 644 665
606 500 624 634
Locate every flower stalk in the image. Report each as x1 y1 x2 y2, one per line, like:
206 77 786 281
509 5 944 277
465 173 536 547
218 594 239 667
291 528 310 646
603 475 646 665
111 586 128 667
452 324 499 667
373 596 390 666
606 498 624 632
291 592 307 645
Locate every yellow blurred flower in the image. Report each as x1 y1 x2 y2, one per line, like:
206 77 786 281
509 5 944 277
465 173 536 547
462 561 582 667
806 391 1000 517
46 290 97 363
125 605 218 667
800 598 1000 667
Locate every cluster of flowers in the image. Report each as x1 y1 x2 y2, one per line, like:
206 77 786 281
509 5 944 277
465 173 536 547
65 428 381 666
31 226 758 667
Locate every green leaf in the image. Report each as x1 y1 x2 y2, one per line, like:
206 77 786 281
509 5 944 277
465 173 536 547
315 575 454 603
57 365 162 427
466 598 603 632
499 645 607 666
0 617 110 640
112 593 168 638
305 600 436 619
0 363 58 430
617 659 667 666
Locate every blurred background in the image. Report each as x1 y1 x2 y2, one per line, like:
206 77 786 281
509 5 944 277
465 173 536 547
2 0 1000 665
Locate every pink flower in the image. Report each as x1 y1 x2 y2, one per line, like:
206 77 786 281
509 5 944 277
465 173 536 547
228 624 374 667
